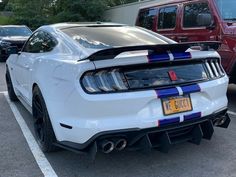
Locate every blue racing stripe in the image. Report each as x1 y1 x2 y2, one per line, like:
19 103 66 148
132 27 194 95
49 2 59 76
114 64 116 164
181 84 201 95
159 117 180 127
184 112 202 121
173 52 192 60
148 52 170 62
155 87 179 98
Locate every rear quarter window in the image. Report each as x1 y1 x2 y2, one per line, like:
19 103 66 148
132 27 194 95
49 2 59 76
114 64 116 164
23 31 57 53
158 6 177 30
137 8 158 30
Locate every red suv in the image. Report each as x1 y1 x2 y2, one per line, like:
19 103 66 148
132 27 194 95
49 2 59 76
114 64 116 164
136 0 236 83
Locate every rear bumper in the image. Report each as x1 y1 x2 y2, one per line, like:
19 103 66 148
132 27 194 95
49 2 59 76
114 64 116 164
48 76 228 144
55 109 230 155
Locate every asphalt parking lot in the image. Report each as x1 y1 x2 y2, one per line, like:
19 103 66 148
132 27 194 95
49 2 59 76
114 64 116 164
0 62 236 177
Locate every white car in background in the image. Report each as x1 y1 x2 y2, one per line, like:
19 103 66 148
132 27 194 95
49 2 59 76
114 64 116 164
5 23 230 158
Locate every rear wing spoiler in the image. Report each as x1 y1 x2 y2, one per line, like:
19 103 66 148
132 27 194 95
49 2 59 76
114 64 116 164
84 41 221 61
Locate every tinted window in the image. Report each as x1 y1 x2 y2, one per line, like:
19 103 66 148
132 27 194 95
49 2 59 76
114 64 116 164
158 6 177 29
215 0 236 21
24 31 57 53
0 27 32 37
183 2 212 28
62 26 167 50
137 8 158 30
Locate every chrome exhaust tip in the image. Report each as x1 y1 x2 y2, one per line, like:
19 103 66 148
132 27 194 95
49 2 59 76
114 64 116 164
213 118 222 126
215 114 231 128
100 140 114 154
115 139 127 151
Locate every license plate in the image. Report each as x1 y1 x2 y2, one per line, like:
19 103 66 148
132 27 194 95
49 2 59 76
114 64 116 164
162 95 192 115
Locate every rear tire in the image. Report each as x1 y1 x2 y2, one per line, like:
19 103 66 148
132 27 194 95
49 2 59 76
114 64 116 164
6 71 18 101
32 86 58 152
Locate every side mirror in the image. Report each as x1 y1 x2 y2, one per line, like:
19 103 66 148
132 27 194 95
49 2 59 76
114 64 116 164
6 46 18 55
197 13 214 28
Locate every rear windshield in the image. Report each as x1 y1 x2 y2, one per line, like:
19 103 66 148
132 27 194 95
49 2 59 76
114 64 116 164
61 26 167 50
0 27 32 37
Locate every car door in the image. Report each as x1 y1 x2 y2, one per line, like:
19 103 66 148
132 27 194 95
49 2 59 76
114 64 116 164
156 5 179 42
14 31 48 104
177 0 218 43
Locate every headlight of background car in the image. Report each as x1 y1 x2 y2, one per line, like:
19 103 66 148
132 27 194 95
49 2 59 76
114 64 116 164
81 69 128 93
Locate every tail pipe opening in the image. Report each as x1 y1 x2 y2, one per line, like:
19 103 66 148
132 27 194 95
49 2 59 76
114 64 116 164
213 112 231 128
99 140 114 154
115 139 127 151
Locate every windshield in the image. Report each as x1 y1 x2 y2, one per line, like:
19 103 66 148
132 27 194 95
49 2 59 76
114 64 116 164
215 0 236 21
62 26 167 50
0 27 32 37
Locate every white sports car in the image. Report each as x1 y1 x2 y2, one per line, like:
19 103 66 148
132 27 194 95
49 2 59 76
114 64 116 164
5 23 230 157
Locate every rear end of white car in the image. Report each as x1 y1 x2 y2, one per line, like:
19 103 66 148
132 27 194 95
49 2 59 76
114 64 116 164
51 43 230 155
6 24 230 158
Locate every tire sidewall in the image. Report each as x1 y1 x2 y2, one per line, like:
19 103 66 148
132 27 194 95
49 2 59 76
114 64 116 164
33 87 57 152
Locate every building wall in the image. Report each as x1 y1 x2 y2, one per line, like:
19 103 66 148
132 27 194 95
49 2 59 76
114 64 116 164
104 0 166 25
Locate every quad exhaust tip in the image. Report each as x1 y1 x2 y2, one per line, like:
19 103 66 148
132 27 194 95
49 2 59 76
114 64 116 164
115 139 127 151
214 114 231 128
99 138 127 153
100 140 114 154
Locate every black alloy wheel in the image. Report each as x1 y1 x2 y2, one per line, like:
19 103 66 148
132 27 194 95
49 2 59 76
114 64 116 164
32 87 58 152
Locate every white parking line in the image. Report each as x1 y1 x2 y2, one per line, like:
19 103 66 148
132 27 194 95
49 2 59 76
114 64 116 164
228 111 236 116
3 93 58 177
0 91 7 94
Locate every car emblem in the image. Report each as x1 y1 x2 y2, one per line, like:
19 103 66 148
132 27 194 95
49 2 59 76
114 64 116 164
168 70 178 81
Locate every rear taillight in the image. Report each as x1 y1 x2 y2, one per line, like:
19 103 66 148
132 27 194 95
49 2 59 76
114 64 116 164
81 69 128 93
205 59 225 79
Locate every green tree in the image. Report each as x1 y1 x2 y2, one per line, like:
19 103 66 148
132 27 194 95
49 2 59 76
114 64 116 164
4 0 140 29
51 0 108 23
5 0 54 29
5 0 109 29
0 0 9 11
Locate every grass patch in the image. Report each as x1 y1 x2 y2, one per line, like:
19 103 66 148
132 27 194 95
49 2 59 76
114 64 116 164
0 15 14 25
